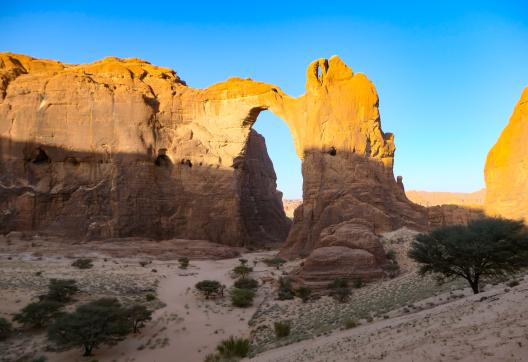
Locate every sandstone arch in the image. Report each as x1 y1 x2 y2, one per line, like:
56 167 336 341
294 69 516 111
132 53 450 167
1 52 442 283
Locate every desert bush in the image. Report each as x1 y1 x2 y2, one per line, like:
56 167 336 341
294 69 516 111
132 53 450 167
14 300 63 328
274 321 291 338
277 277 295 300
234 278 258 290
178 257 190 269
507 279 520 287
262 257 286 269
230 288 255 308
126 304 152 333
383 261 400 278
48 298 131 356
344 318 358 329
0 317 12 341
44 279 79 303
328 278 351 302
353 278 364 289
233 264 253 279
71 258 93 269
409 217 528 294
216 336 250 358
295 286 312 303
195 280 223 299
238 258 248 265
145 293 156 301
385 249 397 261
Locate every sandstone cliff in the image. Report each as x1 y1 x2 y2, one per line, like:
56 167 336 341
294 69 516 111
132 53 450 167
406 189 485 208
485 87 528 222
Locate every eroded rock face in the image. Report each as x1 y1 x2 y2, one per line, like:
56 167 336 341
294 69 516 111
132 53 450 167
485 87 528 222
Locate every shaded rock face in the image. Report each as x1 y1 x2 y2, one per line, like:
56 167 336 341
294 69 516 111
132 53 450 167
485 87 528 222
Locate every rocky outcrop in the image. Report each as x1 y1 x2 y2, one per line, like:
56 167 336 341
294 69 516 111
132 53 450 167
485 87 528 222
406 189 485 208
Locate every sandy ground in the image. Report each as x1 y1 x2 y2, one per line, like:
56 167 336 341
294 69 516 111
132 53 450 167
250 276 528 362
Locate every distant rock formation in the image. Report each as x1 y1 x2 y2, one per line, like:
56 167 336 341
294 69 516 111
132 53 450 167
406 189 485 208
282 199 302 219
485 87 528 222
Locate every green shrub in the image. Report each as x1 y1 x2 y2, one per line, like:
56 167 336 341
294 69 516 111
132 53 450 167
234 278 258 290
238 258 248 266
0 317 12 341
277 277 294 300
126 304 152 333
71 258 93 269
328 278 351 302
14 300 63 328
385 249 397 261
383 261 400 278
295 286 312 303
48 298 131 356
45 279 79 303
216 336 250 358
344 318 358 329
233 265 253 279
274 321 291 338
195 280 223 299
230 288 255 308
262 257 286 269
178 257 190 269
507 279 520 287
145 293 156 302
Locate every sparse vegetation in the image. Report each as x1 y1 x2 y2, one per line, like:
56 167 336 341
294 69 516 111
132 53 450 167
216 336 250 359
71 258 93 269
277 277 295 300
230 288 255 308
274 321 291 338
43 279 79 303
178 257 190 269
344 318 358 329
507 279 520 288
145 293 156 302
386 249 397 261
409 217 528 294
126 304 152 333
234 278 258 290
0 317 12 341
48 298 131 356
328 278 351 302
262 257 286 269
195 280 224 299
353 278 364 289
14 300 63 328
233 264 253 279
383 261 401 278
295 286 312 303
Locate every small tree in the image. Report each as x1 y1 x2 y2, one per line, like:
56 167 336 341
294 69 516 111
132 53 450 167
328 278 351 302
0 317 12 341
178 257 190 269
195 280 223 299
230 288 255 308
14 300 63 328
409 217 528 294
233 265 253 279
126 305 152 333
48 298 131 356
45 279 79 303
262 257 286 270
274 321 291 338
295 286 312 303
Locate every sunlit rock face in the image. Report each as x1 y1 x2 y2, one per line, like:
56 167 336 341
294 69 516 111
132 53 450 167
485 87 528 222
0 53 290 245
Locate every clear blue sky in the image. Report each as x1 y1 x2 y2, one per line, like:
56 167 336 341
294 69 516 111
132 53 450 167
2 1 528 199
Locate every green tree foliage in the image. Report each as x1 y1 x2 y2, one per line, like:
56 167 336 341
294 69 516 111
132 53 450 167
262 257 286 269
233 278 258 290
44 279 79 303
14 300 63 328
274 321 291 338
409 217 528 294
195 280 223 299
328 278 351 302
233 265 253 279
47 298 131 356
294 286 312 303
0 317 12 341
230 288 255 308
125 304 152 333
